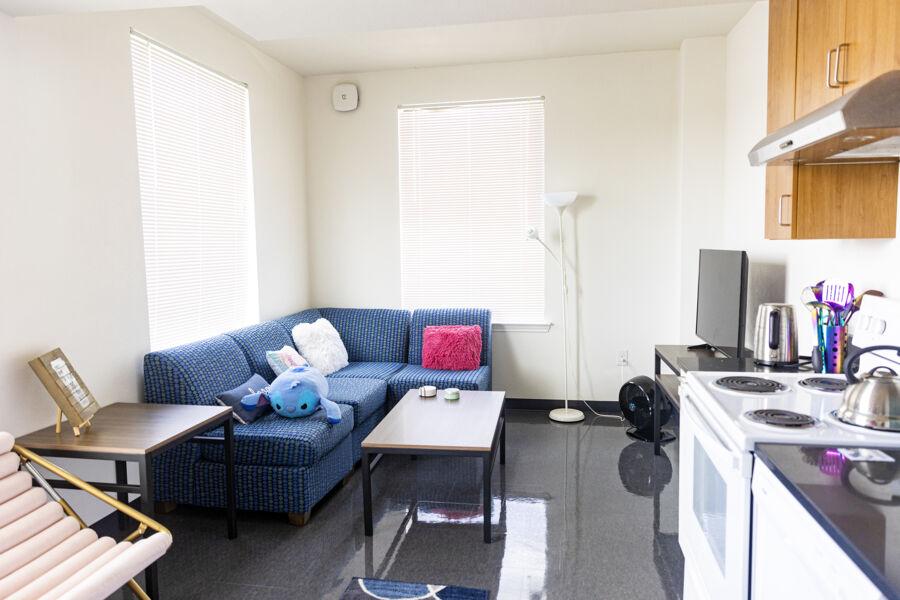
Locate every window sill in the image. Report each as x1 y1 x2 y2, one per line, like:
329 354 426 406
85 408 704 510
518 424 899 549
492 322 552 333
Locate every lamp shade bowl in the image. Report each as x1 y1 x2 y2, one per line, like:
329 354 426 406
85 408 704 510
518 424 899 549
542 191 577 208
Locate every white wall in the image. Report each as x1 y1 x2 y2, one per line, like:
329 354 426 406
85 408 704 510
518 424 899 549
304 52 682 401
676 36 727 343
1 7 308 522
719 2 900 353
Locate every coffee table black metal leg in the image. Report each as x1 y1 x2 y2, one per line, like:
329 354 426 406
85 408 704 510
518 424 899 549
224 418 237 539
115 460 128 530
483 453 492 543
362 451 373 536
138 457 159 599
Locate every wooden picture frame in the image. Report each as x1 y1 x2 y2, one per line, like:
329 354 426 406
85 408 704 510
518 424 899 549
29 348 100 436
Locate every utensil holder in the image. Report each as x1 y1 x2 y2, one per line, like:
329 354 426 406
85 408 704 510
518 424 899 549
818 325 847 374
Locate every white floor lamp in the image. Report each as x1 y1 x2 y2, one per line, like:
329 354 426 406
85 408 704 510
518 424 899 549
527 191 584 423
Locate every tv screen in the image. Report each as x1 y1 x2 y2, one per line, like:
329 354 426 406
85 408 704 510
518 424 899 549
695 249 749 358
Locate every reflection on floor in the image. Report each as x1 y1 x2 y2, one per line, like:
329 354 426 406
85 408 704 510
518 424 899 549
123 409 682 599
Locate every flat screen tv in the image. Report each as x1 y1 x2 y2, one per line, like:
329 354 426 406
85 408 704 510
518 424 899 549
695 249 749 359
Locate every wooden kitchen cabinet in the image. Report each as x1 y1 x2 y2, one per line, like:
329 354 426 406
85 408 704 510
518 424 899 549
844 0 900 91
795 0 846 119
764 0 899 240
765 0 798 240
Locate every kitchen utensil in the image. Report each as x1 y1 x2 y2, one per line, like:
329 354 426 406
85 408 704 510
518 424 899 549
839 345 900 431
753 303 799 366
821 279 855 319
803 286 829 369
805 301 835 325
843 290 885 325
800 286 819 306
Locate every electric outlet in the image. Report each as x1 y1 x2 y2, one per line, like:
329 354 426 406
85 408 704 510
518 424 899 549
616 350 629 367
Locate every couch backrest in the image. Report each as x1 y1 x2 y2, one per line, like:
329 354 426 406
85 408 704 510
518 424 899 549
407 308 492 367
319 308 410 363
225 321 295 382
143 335 252 406
273 309 322 335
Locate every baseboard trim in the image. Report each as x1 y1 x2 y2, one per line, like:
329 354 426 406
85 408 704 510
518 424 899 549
505 397 619 413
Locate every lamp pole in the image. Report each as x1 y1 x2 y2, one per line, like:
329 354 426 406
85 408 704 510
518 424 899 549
536 192 584 424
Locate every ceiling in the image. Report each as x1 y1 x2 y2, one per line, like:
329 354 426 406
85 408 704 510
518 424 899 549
0 0 754 75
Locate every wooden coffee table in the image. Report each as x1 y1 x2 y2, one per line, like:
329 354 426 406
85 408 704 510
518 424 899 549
360 389 506 543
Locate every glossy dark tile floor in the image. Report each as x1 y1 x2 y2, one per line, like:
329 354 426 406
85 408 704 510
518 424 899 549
126 410 682 599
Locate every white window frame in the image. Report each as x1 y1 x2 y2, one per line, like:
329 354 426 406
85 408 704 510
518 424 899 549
398 97 547 326
131 30 259 351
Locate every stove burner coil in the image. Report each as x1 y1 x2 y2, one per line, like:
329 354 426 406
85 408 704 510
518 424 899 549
715 376 787 394
798 377 848 393
745 409 816 428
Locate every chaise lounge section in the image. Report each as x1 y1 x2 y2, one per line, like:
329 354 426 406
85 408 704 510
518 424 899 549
142 307 491 525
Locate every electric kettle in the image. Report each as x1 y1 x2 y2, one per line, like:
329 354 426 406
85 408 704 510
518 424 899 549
838 345 900 431
753 304 798 366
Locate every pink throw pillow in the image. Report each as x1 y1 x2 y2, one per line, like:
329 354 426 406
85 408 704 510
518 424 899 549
422 325 482 371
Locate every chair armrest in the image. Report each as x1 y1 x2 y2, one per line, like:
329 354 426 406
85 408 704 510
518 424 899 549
13 444 170 538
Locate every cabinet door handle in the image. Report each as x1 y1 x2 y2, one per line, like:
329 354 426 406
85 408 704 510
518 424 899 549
834 43 849 85
826 48 841 88
778 194 791 227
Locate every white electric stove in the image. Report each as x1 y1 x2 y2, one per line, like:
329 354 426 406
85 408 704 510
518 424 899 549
679 296 900 600
684 370 900 452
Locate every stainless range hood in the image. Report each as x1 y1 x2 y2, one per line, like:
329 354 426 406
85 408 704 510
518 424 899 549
749 70 900 166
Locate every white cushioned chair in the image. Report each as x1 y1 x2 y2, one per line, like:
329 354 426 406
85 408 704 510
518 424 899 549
0 431 172 599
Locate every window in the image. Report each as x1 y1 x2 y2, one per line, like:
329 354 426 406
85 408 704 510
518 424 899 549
131 32 259 350
398 97 545 324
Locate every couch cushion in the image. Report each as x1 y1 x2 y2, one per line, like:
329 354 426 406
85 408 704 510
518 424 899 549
327 377 387 423
200 404 354 467
408 309 491 366
144 336 252 406
225 321 295 382
329 362 406 380
319 308 410 363
387 365 492 404
274 309 323 336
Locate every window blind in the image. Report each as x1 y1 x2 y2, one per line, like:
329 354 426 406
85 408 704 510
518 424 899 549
398 97 545 324
131 32 259 351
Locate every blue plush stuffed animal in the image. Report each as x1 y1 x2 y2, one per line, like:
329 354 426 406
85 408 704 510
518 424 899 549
241 366 342 424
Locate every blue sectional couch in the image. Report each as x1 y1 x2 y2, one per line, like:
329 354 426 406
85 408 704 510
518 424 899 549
143 307 491 523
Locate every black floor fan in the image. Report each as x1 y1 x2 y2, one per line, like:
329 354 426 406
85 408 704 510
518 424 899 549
619 376 675 443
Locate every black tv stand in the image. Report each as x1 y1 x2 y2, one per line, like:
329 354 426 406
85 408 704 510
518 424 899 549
686 343 717 352
686 343 743 359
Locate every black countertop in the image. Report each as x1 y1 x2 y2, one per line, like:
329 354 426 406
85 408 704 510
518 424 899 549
756 444 900 600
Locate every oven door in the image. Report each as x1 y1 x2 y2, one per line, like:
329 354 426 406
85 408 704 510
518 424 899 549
679 388 752 600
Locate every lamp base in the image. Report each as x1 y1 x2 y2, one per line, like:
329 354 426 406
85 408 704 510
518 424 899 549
549 407 585 423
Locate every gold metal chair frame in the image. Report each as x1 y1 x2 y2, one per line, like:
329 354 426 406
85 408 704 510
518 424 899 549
13 444 172 600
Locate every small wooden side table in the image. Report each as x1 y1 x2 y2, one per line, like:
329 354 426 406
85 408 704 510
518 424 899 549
17 402 237 599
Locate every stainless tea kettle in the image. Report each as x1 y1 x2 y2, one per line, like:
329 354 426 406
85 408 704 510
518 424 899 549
838 345 900 431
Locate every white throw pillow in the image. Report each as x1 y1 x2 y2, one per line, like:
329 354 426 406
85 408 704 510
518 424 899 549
291 318 349 376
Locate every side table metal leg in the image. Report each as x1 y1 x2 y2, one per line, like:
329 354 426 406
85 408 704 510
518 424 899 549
483 453 492 543
224 418 237 540
138 457 159 599
115 460 128 530
653 380 661 456
362 451 373 537
500 413 506 465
